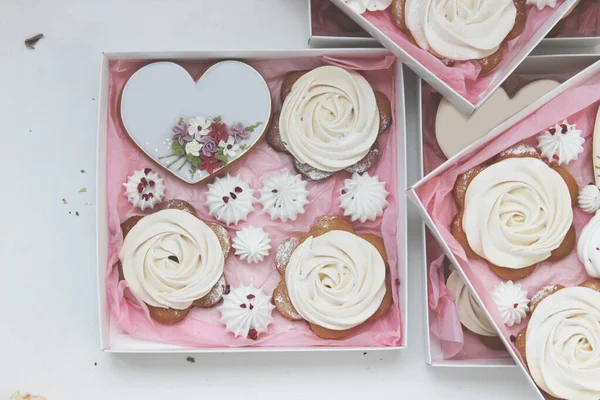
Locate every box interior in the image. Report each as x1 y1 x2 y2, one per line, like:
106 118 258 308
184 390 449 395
97 49 408 352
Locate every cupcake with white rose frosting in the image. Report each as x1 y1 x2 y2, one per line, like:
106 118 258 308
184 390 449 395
266 66 392 181
515 281 600 400
118 199 231 324
446 270 502 348
273 216 393 339
390 0 529 75
452 144 577 281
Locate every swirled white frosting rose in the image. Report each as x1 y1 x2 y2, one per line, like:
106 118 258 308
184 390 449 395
578 211 600 278
526 286 600 400
279 66 380 172
463 157 573 269
447 270 497 337
120 209 224 310
285 230 386 330
404 0 517 61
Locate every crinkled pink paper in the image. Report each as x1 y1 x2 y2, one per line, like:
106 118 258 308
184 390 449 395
311 0 370 37
553 0 599 37
363 2 564 103
104 55 403 348
416 67 600 367
421 66 597 361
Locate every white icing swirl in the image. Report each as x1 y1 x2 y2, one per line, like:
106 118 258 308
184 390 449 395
219 284 274 338
526 286 600 400
578 211 600 278
491 280 529 327
279 66 380 172
120 209 224 310
232 226 272 264
404 0 517 61
537 121 585 166
463 157 573 269
526 0 557 10
285 230 386 330
447 270 498 337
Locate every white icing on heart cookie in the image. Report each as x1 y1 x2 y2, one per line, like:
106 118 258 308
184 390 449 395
120 61 272 184
435 80 560 158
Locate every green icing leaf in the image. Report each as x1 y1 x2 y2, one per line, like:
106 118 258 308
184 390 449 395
213 115 222 124
239 144 249 151
178 117 184 125
171 140 185 155
214 151 228 166
245 121 263 132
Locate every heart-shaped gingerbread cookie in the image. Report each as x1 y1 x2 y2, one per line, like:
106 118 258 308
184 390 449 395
435 79 560 158
120 61 272 184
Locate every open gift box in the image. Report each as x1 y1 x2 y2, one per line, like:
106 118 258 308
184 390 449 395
330 0 578 115
96 49 408 353
414 54 600 368
308 0 379 47
538 0 600 51
409 55 600 397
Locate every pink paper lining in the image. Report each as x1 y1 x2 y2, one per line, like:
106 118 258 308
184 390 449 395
311 0 370 37
553 0 599 38
416 67 600 371
104 55 403 348
363 2 564 103
421 67 596 361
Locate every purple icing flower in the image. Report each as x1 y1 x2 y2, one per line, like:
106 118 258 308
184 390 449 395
172 123 193 146
229 123 250 143
199 135 218 157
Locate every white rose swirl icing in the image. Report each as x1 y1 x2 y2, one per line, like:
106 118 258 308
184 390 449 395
578 211 600 278
526 286 600 400
446 270 498 337
463 157 573 269
285 230 386 330
404 0 517 61
279 66 380 172
120 209 224 310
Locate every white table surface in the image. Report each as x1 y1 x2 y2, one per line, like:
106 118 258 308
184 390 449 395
0 0 536 398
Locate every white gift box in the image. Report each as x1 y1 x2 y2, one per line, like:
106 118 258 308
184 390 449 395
416 54 600 368
96 49 408 353
537 0 600 52
409 54 600 396
308 0 379 47
330 0 578 115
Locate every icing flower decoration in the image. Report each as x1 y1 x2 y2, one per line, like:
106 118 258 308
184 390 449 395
159 116 262 179
491 281 530 327
184 140 203 157
230 122 251 143
172 122 193 146
187 116 212 138
219 136 240 157
537 121 584 165
209 120 230 143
